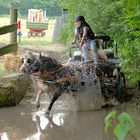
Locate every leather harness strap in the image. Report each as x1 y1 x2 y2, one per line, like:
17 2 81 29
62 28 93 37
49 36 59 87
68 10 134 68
32 66 80 87
33 66 65 78
55 76 78 83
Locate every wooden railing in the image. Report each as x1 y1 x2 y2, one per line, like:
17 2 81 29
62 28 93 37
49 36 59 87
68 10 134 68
0 9 18 56
0 23 17 35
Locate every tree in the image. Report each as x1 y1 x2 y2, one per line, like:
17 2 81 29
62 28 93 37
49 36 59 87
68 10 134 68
59 0 140 84
0 0 62 16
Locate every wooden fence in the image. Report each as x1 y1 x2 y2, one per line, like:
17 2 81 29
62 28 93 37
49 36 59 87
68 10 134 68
0 9 18 56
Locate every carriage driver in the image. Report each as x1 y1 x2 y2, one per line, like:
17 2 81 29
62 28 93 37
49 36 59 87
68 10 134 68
71 16 97 64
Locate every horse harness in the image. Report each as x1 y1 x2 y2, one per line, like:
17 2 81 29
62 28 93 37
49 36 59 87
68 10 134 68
32 65 80 86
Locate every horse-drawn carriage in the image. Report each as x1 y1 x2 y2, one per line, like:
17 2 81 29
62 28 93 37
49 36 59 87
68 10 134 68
20 35 126 114
69 35 126 102
26 9 49 37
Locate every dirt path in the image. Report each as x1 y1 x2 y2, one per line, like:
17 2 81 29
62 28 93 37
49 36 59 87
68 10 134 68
18 43 68 63
0 42 68 69
0 42 69 79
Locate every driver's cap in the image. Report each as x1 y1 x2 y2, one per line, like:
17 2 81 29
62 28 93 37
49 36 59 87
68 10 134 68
75 16 85 22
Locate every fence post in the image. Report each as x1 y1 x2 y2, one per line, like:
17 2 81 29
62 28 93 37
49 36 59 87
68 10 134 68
10 9 18 53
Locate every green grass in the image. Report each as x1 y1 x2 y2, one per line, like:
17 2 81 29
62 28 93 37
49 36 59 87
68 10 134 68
0 68 17 78
0 15 10 18
0 14 27 19
0 69 5 77
19 39 53 46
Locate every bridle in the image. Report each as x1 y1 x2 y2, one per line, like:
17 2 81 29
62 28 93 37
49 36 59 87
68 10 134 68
22 57 35 69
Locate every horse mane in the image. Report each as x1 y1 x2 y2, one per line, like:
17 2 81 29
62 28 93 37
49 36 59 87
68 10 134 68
24 51 36 62
39 55 62 72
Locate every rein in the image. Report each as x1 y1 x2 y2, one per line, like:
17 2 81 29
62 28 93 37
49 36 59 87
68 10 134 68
33 65 80 87
33 66 65 78
55 76 80 84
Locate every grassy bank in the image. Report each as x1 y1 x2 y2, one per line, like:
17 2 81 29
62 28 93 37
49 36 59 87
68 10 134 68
0 69 6 77
19 40 53 46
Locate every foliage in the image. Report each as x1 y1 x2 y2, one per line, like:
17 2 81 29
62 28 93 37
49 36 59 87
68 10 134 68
0 0 139 83
104 111 139 140
59 0 140 84
0 0 62 16
104 111 117 133
0 69 6 77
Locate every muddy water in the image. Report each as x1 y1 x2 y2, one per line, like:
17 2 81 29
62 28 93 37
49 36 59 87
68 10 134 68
0 95 140 140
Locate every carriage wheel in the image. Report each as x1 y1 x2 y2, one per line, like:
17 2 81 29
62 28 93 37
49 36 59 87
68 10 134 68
42 32 45 37
39 31 45 37
115 72 126 102
32 31 37 37
28 31 32 38
36 31 42 37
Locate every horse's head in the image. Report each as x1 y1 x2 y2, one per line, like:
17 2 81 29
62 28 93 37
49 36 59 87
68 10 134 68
30 58 41 74
20 51 36 74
